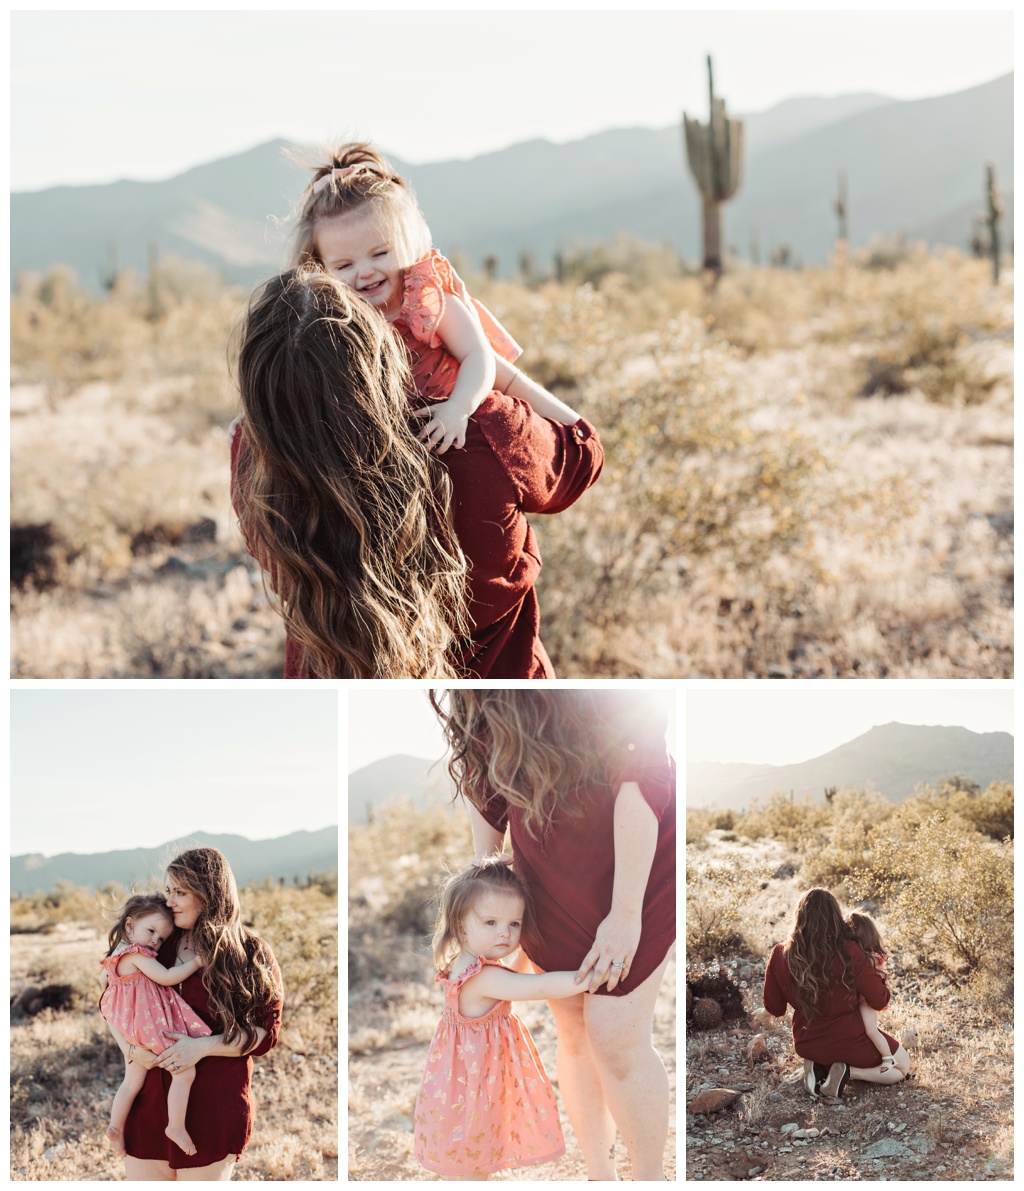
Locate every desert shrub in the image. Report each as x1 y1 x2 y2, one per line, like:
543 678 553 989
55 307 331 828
348 800 470 983
847 814 1012 972
940 780 1014 840
686 853 765 959
685 808 736 845
798 788 895 886
733 792 831 849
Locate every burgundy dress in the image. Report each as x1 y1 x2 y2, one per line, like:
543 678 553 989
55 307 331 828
122 935 282 1170
474 694 676 996
230 395 602 680
763 939 897 1067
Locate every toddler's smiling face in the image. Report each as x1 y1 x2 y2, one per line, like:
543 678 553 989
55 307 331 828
315 210 404 320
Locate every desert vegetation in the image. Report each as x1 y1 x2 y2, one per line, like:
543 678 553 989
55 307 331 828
11 243 1012 677
10 878 338 1181
348 800 677 1180
685 778 1013 1181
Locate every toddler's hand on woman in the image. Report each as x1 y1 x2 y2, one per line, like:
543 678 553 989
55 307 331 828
411 403 470 454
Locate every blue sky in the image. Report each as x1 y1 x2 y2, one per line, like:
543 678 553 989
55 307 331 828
11 9 1014 191
10 690 339 856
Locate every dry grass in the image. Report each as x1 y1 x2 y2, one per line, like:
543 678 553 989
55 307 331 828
11 251 1013 677
9 884 338 1181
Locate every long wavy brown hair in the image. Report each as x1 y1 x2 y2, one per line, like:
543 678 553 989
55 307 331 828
431 689 653 839
290 141 432 271
783 888 857 1022
431 857 537 974
166 849 280 1053
234 267 471 677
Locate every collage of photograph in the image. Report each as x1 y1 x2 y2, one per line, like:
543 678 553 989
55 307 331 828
10 7 1013 1186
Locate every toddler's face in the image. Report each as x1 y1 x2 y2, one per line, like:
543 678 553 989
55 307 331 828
315 210 404 320
126 911 171 951
460 890 524 960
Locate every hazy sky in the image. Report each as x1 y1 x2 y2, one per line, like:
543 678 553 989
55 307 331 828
11 9 1014 191
687 685 1014 766
10 690 339 856
348 686 679 773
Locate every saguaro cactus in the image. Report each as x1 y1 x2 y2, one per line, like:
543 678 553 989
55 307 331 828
683 55 744 279
983 163 1003 284
833 171 849 248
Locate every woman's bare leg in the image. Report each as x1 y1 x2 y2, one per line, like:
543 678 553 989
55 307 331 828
176 1156 236 1180
850 1043 911 1084
547 993 618 1179
165 1068 198 1156
585 954 671 1181
107 1058 148 1152
124 1156 176 1180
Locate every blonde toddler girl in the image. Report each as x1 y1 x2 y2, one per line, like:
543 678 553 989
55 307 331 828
414 858 589 1179
292 142 581 454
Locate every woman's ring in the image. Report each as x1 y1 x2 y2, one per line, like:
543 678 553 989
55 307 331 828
611 961 626 969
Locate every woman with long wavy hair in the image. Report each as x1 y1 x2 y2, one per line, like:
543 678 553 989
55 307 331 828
100 848 283 1180
231 267 603 679
432 688 676 1181
763 888 911 1099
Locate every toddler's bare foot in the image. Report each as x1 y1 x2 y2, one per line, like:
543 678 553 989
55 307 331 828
165 1124 197 1156
105 1124 126 1153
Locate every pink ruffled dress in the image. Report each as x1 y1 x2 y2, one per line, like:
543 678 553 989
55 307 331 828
395 250 523 405
100 943 212 1054
414 955 565 1177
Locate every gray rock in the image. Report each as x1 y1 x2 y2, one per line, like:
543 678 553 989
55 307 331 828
43 1143 67 1162
862 1138 914 1159
794 1128 820 1139
781 1123 800 1134
747 1167 763 1178
907 1135 936 1155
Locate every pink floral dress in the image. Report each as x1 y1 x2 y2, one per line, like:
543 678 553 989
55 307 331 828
396 250 523 404
100 943 212 1054
413 955 565 1177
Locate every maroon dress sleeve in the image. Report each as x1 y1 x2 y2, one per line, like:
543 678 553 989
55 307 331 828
852 941 890 1011
474 396 604 515
602 695 674 821
763 944 790 1017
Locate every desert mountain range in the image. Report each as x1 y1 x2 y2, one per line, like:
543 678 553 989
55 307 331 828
687 722 1013 812
10 826 338 896
347 754 455 826
11 73 1011 292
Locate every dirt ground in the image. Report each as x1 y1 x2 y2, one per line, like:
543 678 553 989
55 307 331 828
348 947 677 1181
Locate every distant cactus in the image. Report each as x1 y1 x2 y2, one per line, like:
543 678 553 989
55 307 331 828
683 55 744 281
833 171 849 249
983 163 1003 284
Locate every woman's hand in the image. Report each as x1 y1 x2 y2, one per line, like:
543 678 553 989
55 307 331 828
156 1033 211 1073
575 911 642 994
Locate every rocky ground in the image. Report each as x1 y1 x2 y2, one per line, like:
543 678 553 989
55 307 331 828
686 959 1013 1182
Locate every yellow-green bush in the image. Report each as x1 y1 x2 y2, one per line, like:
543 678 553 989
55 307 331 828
685 808 736 845
848 813 1013 972
733 792 831 850
685 853 765 959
